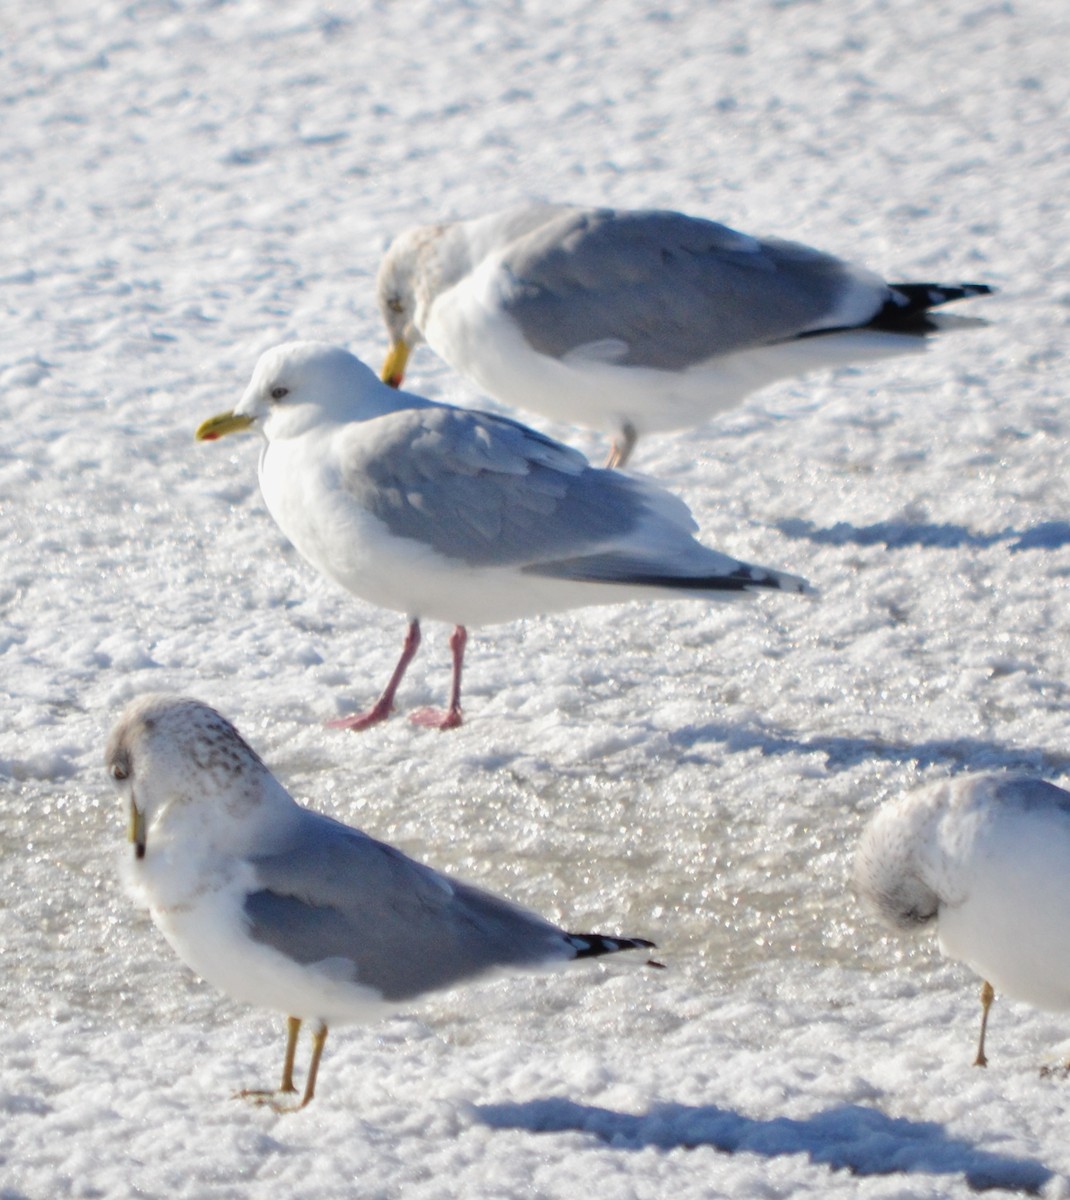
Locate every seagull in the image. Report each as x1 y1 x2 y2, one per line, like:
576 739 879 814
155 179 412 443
107 694 661 1110
196 341 810 731
377 203 992 466
854 774 1070 1067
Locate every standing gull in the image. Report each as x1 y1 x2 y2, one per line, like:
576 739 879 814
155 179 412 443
377 203 992 466
108 694 660 1109
196 341 810 731
855 774 1070 1067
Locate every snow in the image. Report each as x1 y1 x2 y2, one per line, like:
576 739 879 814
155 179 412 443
2 0 1069 1196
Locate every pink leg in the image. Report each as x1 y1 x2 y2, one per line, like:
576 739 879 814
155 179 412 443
326 619 421 732
409 625 467 731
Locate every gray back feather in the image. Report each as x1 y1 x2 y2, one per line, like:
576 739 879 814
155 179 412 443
244 810 569 1002
987 776 1070 817
499 207 865 369
338 406 679 568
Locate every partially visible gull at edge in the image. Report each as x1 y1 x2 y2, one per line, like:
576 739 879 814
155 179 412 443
377 203 992 466
855 774 1070 1068
109 694 660 1110
196 341 811 731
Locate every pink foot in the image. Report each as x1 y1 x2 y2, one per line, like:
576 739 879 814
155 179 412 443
408 706 464 731
326 618 423 733
325 701 394 731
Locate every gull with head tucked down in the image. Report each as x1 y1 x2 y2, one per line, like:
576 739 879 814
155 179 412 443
196 341 810 731
855 774 1070 1067
377 203 992 467
108 694 661 1110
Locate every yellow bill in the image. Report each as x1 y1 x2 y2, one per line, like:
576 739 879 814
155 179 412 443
129 801 146 859
380 340 410 389
195 411 255 442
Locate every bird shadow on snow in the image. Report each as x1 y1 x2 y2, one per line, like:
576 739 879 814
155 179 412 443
775 517 1070 553
471 1098 1054 1194
660 513 1070 776
666 721 1070 776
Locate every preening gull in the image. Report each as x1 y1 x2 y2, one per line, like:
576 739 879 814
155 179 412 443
854 774 1070 1066
107 694 660 1109
196 341 810 731
377 203 992 466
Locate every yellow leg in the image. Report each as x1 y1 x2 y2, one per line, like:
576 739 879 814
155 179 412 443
974 980 995 1067
236 1015 302 1103
297 1023 328 1109
280 1016 301 1093
604 422 638 470
240 1021 329 1112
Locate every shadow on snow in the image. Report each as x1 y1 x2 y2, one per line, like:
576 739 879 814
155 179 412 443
775 517 1070 553
472 1097 1053 1194
666 722 1070 775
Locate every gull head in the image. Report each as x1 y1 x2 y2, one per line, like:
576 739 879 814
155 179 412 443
195 341 393 444
853 784 948 933
105 694 286 860
376 226 440 387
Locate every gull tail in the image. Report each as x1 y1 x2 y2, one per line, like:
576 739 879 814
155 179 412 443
566 932 664 969
615 564 812 596
528 556 813 597
868 282 994 334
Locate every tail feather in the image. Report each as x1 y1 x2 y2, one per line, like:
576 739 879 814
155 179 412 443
566 932 664 969
868 282 994 333
528 557 813 596
795 281 993 341
611 566 812 595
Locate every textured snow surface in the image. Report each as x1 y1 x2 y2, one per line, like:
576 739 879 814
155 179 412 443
2 0 1069 1196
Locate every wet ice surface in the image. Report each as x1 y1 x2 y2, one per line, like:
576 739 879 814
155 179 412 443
2 0 1070 1196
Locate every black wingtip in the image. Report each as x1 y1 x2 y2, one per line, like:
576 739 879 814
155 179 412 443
867 281 994 333
586 567 808 595
566 932 661 966
890 281 994 300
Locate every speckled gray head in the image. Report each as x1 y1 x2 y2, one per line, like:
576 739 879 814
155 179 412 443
105 694 270 858
376 223 447 352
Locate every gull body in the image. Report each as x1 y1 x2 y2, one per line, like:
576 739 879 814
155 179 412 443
854 774 1070 1064
108 694 659 1108
196 341 809 729
378 203 992 466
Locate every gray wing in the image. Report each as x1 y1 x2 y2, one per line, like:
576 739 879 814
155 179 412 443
244 810 572 1002
498 207 882 370
991 777 1070 817
337 405 702 570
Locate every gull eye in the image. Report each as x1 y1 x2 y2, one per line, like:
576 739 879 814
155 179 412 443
270 386 289 401
387 297 404 314
111 761 130 781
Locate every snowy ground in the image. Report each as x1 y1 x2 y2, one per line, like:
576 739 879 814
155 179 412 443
3 0 1070 1196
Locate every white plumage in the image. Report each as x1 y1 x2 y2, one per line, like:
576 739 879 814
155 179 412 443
108 694 659 1108
855 773 1070 1064
377 203 991 466
196 341 810 730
